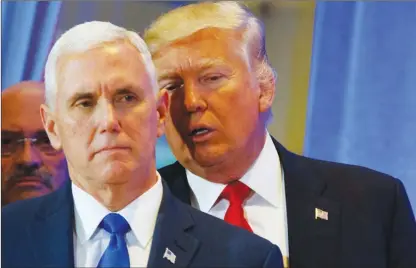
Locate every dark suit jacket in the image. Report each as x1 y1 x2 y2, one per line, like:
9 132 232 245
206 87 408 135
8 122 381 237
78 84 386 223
2 180 283 268
159 137 416 268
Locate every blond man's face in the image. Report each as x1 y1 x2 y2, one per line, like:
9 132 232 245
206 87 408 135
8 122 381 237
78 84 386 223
153 28 264 168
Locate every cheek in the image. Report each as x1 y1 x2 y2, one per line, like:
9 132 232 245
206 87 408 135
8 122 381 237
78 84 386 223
1 159 13 173
42 154 66 172
165 115 185 142
168 101 186 130
125 106 158 144
212 90 258 134
60 116 93 146
1 159 14 188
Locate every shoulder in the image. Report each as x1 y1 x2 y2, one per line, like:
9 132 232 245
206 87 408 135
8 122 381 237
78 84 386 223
2 189 64 231
295 152 401 194
1 195 47 251
158 161 184 181
285 149 411 222
2 196 44 225
273 133 401 195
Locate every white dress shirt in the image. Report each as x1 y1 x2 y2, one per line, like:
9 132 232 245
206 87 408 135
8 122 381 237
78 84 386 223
72 173 163 268
187 133 289 263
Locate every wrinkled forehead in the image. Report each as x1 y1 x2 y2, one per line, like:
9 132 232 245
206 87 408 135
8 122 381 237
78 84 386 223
56 42 153 96
1 91 44 131
2 89 43 115
153 28 247 78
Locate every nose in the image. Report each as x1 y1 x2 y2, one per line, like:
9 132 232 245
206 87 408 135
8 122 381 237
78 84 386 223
16 140 41 169
183 82 207 113
98 102 121 133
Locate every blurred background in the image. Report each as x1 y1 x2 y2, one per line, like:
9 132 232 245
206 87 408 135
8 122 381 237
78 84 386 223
2 0 416 211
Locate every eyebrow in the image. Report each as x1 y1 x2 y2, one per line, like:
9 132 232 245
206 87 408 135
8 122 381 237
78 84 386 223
1 130 47 138
67 87 143 105
114 87 135 95
33 130 49 137
158 58 228 81
1 130 22 137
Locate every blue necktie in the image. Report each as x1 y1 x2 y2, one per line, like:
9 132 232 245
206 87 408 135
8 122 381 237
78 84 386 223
97 213 130 268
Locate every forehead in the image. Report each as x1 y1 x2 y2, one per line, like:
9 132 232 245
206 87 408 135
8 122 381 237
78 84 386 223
1 90 44 132
153 28 247 76
57 42 153 96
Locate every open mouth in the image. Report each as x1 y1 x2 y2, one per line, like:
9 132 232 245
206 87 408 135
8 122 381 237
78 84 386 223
189 128 212 137
188 126 214 142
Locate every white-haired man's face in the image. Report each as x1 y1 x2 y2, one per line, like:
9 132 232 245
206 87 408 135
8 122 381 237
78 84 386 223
42 41 167 186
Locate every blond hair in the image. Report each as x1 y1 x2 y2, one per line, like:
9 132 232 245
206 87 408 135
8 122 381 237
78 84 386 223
144 1 276 92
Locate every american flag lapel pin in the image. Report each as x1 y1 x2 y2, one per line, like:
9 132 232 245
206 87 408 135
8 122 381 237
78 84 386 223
315 208 328 220
163 247 176 264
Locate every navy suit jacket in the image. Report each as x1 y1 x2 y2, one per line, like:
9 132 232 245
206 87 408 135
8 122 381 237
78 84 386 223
2 180 283 268
159 137 416 268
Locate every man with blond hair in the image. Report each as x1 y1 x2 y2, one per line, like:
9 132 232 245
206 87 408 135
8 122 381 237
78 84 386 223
145 2 416 268
2 20 283 268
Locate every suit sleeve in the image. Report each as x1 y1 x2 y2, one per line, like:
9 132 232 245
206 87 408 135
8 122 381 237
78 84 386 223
262 245 284 268
388 179 416 268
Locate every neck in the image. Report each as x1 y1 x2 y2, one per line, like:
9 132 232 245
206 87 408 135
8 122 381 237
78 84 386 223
70 167 158 211
189 127 267 184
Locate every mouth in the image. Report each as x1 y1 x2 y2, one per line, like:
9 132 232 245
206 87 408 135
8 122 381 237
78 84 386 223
12 176 47 189
188 126 214 142
95 146 131 155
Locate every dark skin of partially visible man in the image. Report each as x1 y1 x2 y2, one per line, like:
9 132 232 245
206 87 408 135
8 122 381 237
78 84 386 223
1 81 67 206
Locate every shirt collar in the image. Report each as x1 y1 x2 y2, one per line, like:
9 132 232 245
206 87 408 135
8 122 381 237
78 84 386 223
73 172 163 247
187 132 283 212
240 133 282 207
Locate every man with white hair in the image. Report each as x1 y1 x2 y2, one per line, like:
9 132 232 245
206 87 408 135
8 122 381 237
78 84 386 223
145 2 416 268
2 21 283 268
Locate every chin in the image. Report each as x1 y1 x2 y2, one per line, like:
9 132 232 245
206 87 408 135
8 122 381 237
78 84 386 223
192 146 228 167
99 162 133 183
9 190 48 204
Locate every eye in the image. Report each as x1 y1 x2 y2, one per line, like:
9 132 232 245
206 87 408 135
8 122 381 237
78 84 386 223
35 135 51 146
1 138 13 145
201 74 225 83
162 81 184 92
116 94 138 103
75 99 94 108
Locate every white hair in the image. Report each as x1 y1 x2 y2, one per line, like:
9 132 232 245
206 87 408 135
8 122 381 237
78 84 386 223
144 1 276 124
44 21 158 110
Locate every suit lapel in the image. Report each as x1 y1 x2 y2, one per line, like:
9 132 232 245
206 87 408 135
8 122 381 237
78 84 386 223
273 138 341 268
29 181 75 267
161 136 342 267
148 182 200 268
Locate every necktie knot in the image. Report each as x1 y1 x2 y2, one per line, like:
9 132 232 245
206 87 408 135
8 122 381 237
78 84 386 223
100 213 130 235
220 180 252 205
219 181 253 232
97 213 130 268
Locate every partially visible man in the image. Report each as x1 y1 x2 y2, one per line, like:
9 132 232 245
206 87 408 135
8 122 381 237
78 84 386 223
144 2 416 268
2 21 283 268
1 81 67 206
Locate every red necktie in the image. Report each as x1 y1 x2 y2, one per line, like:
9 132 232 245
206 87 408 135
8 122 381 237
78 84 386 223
219 181 253 232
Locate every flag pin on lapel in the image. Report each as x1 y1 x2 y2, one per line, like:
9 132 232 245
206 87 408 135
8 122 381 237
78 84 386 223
163 247 176 264
315 208 328 220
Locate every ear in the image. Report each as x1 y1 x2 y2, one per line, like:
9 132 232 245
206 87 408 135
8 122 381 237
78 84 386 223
40 104 62 150
258 76 276 113
156 90 169 138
